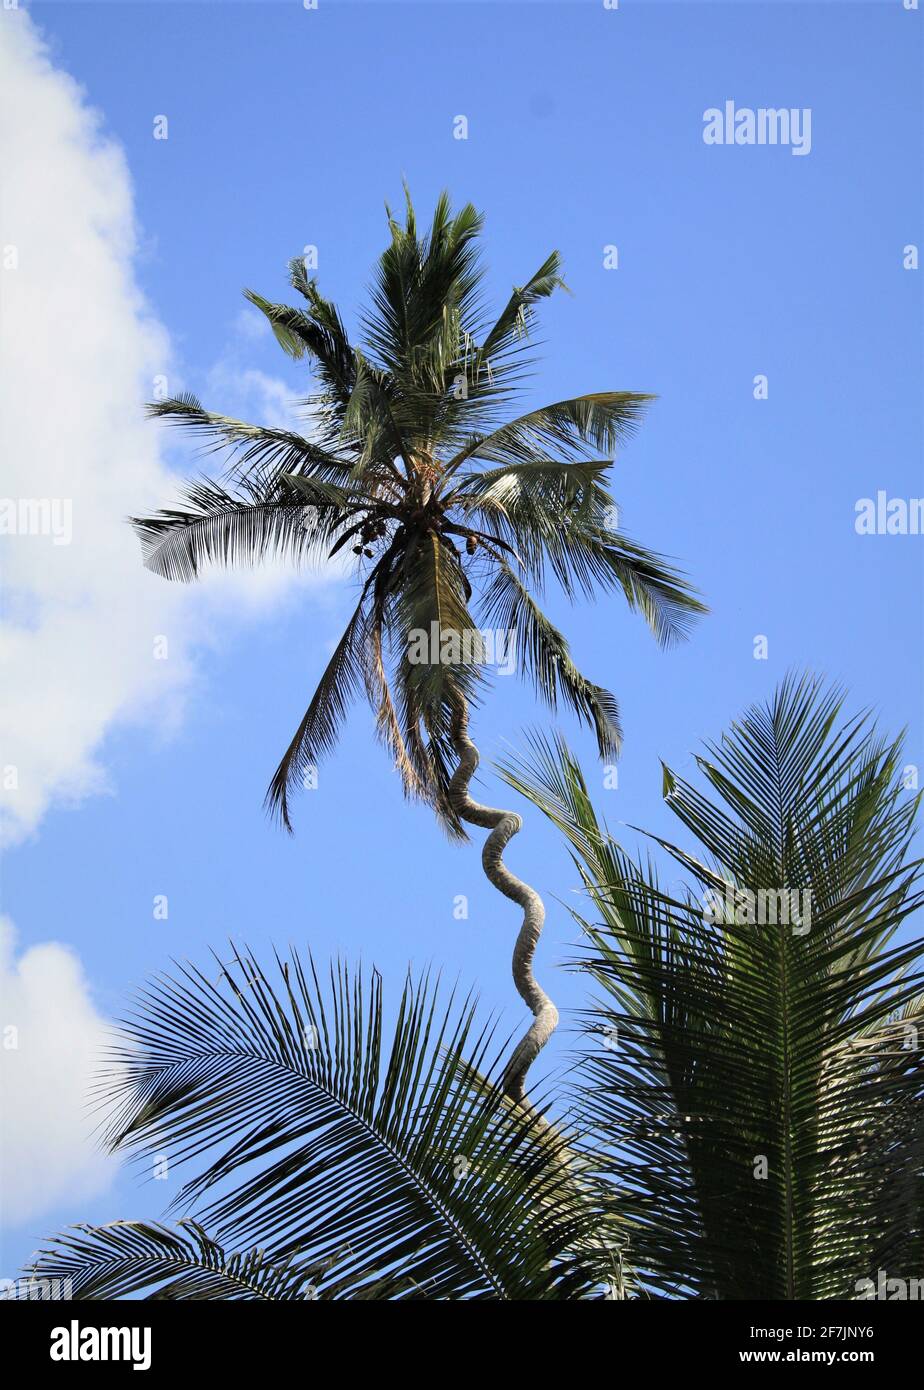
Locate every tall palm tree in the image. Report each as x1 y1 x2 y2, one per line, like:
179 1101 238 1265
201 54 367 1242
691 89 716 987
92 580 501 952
501 674 924 1298
132 190 705 1101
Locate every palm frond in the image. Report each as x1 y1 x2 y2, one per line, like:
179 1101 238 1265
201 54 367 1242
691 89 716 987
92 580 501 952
146 395 353 488
450 456 705 642
265 590 373 832
392 529 481 714
48 947 613 1301
476 250 568 368
130 477 357 582
481 562 621 758
250 263 357 419
19 1221 320 1301
446 392 655 475
450 459 608 580
362 191 485 389
568 528 707 646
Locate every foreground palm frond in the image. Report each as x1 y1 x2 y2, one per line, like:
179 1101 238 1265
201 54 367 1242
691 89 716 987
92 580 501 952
133 189 705 834
26 946 613 1300
500 673 924 1300
19 1222 321 1301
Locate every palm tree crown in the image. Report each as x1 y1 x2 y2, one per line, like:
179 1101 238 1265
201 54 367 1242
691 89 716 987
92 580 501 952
133 190 705 832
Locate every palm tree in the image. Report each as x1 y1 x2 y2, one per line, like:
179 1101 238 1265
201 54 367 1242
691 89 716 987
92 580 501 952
501 673 924 1298
132 190 705 1101
23 678 922 1300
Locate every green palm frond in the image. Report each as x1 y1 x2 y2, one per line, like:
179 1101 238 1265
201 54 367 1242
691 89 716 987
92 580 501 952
145 395 354 489
393 529 480 712
363 190 484 387
446 392 655 475
242 291 320 362
450 459 608 580
480 561 622 758
29 947 613 1301
476 250 568 369
265 589 373 832
450 459 704 641
130 477 357 582
569 529 707 646
19 1221 321 1301
499 675 924 1300
247 266 357 434
338 351 408 478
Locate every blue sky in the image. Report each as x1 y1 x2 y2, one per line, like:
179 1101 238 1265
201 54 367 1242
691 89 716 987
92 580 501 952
1 1 921 1276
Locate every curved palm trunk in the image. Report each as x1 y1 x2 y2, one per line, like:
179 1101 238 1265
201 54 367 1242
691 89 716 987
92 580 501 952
448 700 558 1103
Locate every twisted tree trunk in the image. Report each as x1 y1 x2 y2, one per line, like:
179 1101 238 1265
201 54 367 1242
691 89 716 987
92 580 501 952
448 700 558 1103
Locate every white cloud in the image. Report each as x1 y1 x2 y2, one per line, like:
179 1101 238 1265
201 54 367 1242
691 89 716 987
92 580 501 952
0 919 118 1226
0 13 337 843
